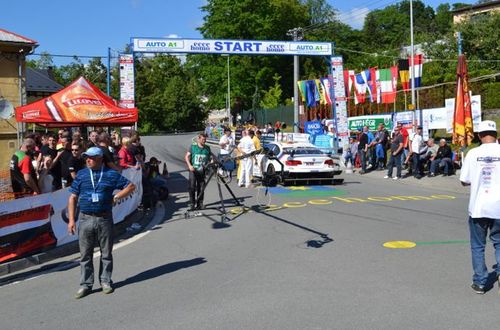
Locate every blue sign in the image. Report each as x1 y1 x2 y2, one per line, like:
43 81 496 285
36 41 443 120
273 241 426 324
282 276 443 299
304 121 324 136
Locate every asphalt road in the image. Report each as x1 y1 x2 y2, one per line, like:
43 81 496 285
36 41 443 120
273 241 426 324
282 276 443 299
1 134 499 330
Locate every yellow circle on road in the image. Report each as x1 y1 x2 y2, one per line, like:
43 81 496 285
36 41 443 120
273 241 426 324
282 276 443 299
283 202 307 208
383 241 417 249
308 199 333 205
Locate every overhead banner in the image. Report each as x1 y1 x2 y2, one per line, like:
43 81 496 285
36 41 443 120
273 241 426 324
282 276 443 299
132 38 332 56
0 169 142 263
119 54 135 109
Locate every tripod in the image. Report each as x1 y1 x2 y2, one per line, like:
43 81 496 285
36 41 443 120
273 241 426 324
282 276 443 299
185 161 242 223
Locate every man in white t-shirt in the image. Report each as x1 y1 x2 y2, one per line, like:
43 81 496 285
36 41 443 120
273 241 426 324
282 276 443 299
410 126 425 179
218 127 235 177
460 120 500 294
237 129 256 188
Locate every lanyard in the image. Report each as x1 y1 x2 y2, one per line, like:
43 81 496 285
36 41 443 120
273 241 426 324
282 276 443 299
89 165 104 192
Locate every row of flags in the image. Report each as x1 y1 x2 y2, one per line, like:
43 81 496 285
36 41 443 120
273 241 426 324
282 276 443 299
297 78 334 108
297 55 425 107
345 54 424 105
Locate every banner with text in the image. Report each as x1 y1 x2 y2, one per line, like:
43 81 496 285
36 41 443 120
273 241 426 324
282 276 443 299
0 169 142 263
119 54 135 108
132 38 332 56
330 56 349 151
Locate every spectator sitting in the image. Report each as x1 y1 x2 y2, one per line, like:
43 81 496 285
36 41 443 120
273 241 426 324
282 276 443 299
429 139 453 176
421 138 438 171
118 137 139 170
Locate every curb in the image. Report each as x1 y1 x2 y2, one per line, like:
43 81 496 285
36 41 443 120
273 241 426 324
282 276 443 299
0 206 157 277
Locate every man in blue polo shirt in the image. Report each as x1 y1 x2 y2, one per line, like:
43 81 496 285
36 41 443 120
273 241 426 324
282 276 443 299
67 147 135 299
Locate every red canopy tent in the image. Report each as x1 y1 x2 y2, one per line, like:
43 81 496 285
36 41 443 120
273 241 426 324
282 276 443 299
15 77 138 127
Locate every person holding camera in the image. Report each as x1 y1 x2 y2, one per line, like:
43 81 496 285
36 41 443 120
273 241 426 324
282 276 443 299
185 133 212 211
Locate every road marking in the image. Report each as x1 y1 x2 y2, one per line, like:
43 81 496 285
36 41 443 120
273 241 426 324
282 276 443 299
308 199 332 205
416 240 469 246
283 202 307 208
383 241 417 249
383 240 469 249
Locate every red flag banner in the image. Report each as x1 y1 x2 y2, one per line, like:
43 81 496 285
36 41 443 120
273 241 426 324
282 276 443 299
453 54 474 145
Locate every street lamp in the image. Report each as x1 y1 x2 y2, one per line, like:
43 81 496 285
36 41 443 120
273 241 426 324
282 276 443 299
222 54 231 125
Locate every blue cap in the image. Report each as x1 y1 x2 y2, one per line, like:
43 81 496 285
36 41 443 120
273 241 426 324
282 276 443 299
83 147 103 157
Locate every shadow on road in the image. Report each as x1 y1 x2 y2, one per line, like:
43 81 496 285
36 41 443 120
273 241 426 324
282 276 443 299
114 257 207 289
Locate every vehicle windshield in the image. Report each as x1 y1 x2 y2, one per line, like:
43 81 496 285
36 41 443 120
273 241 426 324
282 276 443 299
283 147 325 155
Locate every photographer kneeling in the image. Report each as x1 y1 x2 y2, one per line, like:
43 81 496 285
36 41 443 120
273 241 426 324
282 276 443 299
185 133 213 211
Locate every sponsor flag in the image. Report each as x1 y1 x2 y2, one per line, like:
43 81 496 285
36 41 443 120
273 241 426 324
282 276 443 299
321 78 332 104
297 81 307 102
453 54 474 145
306 80 317 107
380 68 397 104
354 73 367 104
409 54 423 88
315 79 327 105
399 59 410 91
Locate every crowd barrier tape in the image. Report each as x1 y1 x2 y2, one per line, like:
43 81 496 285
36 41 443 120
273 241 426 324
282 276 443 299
0 168 143 263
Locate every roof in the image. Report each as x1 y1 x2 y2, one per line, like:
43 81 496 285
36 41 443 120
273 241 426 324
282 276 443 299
0 28 37 44
26 68 64 93
452 0 500 13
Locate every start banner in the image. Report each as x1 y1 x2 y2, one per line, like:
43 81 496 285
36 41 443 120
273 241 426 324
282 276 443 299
0 169 142 263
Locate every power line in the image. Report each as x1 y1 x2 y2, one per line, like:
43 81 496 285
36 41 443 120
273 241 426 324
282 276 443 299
30 53 108 59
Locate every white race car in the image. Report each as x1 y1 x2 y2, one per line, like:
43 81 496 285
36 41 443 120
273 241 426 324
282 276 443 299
253 139 342 185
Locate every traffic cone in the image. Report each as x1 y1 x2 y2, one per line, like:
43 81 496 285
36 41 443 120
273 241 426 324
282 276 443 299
162 163 169 177
345 161 353 174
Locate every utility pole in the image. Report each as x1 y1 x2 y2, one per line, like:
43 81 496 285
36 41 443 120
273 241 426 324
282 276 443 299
107 47 111 96
287 27 303 133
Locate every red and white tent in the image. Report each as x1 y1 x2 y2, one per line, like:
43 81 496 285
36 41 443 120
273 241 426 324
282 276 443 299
16 77 138 127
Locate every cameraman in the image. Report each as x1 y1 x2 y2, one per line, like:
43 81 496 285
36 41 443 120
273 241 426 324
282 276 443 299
185 133 213 211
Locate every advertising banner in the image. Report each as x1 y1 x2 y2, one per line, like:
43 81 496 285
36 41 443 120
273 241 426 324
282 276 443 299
0 169 142 263
132 38 332 56
348 115 392 131
330 56 349 151
119 54 135 109
445 95 482 133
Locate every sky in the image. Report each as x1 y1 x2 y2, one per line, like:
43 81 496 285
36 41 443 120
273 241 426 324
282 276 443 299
1 0 475 65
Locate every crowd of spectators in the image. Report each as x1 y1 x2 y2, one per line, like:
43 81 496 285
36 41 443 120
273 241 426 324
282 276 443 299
345 122 458 179
9 128 151 199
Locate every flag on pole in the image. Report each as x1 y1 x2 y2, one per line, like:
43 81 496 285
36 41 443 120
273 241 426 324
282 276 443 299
343 70 351 99
391 66 398 100
315 79 327 105
354 73 367 104
370 68 378 103
398 59 410 91
453 54 474 145
375 69 381 104
379 68 397 104
409 54 423 88
297 81 307 102
306 80 317 107
361 69 373 102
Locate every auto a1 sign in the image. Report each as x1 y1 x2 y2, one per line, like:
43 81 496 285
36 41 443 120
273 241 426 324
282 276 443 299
348 115 392 131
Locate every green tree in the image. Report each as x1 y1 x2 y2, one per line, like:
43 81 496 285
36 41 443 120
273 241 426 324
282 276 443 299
260 73 283 109
135 54 206 133
84 57 107 92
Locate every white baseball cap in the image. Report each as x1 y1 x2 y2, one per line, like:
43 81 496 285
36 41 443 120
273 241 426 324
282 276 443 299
477 120 497 133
